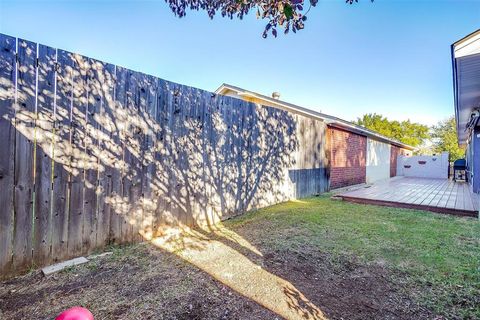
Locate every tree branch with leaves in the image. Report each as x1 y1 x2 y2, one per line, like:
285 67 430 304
431 116 465 161
164 0 366 38
354 113 430 147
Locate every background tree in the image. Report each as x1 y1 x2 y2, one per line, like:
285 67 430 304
354 113 430 147
431 116 465 161
164 0 365 38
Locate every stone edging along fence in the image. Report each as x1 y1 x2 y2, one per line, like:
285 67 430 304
0 34 329 278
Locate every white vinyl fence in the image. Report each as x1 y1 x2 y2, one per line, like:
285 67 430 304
396 152 449 179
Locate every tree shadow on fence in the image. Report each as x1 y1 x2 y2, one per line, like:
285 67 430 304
0 35 329 319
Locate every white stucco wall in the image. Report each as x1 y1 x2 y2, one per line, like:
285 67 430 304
366 138 391 183
396 152 449 179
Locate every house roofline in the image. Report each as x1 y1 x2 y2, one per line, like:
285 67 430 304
452 29 480 50
451 29 480 146
215 83 416 151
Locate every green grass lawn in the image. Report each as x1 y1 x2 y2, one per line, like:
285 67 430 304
227 195 480 319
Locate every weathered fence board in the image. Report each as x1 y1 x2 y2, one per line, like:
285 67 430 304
111 65 127 244
93 61 115 248
124 69 139 244
13 39 37 271
67 53 87 257
84 58 101 253
33 44 56 266
153 79 168 233
134 72 148 242
203 92 215 224
143 74 157 239
0 34 17 275
51 49 73 263
0 34 330 278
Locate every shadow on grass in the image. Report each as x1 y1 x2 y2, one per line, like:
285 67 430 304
151 224 327 320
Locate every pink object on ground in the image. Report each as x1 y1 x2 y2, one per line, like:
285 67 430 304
55 307 94 320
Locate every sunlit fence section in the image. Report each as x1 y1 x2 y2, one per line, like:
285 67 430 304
0 33 329 277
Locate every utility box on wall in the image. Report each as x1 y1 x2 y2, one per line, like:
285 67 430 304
397 152 449 179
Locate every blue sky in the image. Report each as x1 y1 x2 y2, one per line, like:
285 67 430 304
1 0 479 125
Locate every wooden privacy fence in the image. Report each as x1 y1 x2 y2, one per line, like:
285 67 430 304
0 34 329 278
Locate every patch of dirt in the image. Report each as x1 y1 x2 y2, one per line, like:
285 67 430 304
0 244 275 320
0 227 432 320
260 248 430 320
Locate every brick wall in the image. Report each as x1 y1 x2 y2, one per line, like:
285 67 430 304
328 127 367 189
390 145 411 177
